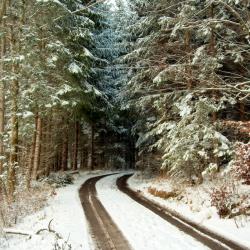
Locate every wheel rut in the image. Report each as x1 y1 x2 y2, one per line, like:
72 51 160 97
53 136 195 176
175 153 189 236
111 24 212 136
79 174 132 250
117 174 249 250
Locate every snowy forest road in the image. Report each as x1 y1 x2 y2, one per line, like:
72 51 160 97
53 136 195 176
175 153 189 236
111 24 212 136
79 174 132 250
80 173 248 250
117 174 248 250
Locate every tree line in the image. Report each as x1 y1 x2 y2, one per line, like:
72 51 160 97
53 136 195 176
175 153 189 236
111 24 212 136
0 0 133 202
118 0 250 181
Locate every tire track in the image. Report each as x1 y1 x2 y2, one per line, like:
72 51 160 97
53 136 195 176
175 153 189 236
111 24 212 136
117 174 249 250
79 174 132 250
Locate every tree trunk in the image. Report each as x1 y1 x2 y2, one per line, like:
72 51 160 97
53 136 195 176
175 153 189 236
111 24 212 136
209 4 216 56
80 133 87 169
0 18 6 174
32 116 42 180
80 149 84 169
7 23 19 201
0 0 8 23
45 118 53 176
26 116 37 189
8 83 19 201
0 3 7 196
57 148 62 171
73 121 80 170
209 3 217 123
184 29 192 89
39 119 47 178
61 125 68 171
239 101 245 121
90 124 95 171
70 142 74 169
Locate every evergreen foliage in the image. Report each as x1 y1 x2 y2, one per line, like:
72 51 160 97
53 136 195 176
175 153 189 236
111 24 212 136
119 0 250 180
0 0 250 203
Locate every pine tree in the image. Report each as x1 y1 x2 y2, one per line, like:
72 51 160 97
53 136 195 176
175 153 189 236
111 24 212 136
120 0 250 180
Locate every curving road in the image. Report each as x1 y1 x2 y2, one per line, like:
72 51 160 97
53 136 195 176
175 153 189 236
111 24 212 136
117 174 248 250
79 173 248 250
79 174 132 250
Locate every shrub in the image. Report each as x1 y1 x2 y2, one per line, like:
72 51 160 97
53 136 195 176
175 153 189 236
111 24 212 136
40 173 74 188
233 142 250 185
162 99 231 181
210 185 235 217
0 184 51 226
148 186 179 199
209 183 249 218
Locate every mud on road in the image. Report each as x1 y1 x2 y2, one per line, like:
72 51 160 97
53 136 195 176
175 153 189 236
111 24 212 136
79 174 132 250
117 174 249 250
79 173 248 250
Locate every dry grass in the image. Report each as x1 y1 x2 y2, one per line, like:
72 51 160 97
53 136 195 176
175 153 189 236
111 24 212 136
148 187 180 199
0 183 52 227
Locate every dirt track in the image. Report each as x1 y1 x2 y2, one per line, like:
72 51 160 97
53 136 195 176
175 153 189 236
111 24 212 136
79 174 132 250
117 174 249 250
79 173 248 250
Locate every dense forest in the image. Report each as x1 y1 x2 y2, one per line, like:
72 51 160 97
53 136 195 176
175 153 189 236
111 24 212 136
0 0 133 203
121 0 250 182
0 0 249 216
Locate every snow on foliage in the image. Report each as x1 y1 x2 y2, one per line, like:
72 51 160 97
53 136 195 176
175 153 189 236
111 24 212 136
162 100 231 180
119 0 250 179
68 62 83 74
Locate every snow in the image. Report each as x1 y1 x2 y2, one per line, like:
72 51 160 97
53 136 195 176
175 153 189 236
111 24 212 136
0 171 107 250
84 48 94 58
56 84 73 96
68 62 83 74
128 173 250 249
96 173 210 250
84 82 103 96
2 171 248 250
22 111 34 119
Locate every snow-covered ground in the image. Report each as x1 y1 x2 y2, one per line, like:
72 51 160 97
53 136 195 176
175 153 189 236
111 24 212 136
96 173 210 250
0 171 107 250
128 173 250 249
2 171 248 250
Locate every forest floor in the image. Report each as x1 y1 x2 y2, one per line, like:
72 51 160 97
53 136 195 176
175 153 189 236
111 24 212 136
0 171 249 250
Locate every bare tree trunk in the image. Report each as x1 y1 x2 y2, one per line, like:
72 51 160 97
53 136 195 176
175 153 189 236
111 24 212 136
79 132 86 169
38 119 47 178
70 142 74 169
54 149 60 172
90 124 95 171
209 3 217 124
80 149 84 169
73 121 79 170
61 124 68 171
8 83 19 200
0 18 6 174
57 148 62 171
239 101 245 121
0 1 8 200
32 116 42 180
0 0 8 23
184 29 192 89
45 118 52 176
26 116 37 189
7 23 19 201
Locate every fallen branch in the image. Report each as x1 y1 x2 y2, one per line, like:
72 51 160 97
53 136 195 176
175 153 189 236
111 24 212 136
229 206 250 219
36 219 62 239
68 170 79 175
3 219 62 241
3 228 32 239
